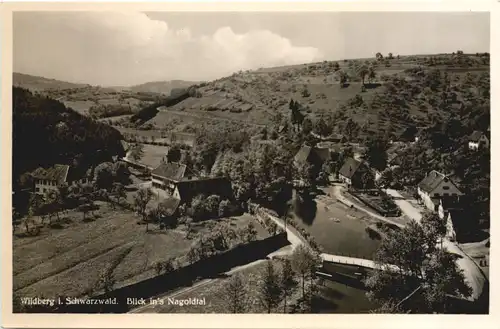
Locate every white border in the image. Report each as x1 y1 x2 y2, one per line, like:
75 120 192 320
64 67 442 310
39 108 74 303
1 1 498 328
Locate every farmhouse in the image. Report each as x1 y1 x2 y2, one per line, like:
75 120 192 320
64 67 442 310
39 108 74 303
173 177 234 204
31 164 70 195
468 131 489 150
338 157 374 189
417 170 463 211
294 144 330 168
151 161 193 192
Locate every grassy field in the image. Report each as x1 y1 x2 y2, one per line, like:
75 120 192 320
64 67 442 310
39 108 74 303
123 143 169 169
13 202 268 299
63 100 96 115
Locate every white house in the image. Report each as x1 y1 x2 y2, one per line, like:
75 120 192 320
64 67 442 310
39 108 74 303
31 164 70 195
468 131 489 150
417 170 463 212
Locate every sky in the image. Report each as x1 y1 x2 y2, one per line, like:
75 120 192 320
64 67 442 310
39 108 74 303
13 11 490 87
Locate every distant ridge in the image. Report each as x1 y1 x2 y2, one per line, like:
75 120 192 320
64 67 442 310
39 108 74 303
13 72 90 91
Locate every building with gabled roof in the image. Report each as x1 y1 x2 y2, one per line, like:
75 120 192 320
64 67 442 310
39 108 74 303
468 130 489 150
173 177 233 204
338 157 374 188
294 144 330 168
151 161 194 193
31 164 70 195
417 170 463 211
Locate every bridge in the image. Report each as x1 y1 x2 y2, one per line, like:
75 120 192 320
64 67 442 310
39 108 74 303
320 253 402 273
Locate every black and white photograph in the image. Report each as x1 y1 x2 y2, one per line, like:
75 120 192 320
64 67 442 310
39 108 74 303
4 4 492 320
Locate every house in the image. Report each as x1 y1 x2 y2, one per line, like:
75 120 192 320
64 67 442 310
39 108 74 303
437 197 462 220
31 164 70 195
327 134 347 143
278 124 289 134
468 131 489 150
338 157 374 189
173 177 234 204
417 170 463 211
294 144 330 169
151 161 193 193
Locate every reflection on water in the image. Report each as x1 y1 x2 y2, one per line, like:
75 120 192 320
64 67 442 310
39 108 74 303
293 193 317 226
291 192 381 260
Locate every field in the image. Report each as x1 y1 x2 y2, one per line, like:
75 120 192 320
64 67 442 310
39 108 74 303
13 202 268 299
124 143 169 169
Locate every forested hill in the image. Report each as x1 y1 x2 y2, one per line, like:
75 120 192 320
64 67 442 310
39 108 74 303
12 87 125 189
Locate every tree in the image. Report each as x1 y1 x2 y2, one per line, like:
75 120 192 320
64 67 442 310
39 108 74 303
302 117 313 135
77 197 95 221
221 274 248 313
218 199 232 217
94 162 114 190
364 220 472 313
368 65 376 84
376 52 384 61
134 188 154 231
364 136 388 171
112 182 126 206
356 64 369 86
259 261 282 313
388 52 394 59
338 70 349 88
421 212 447 248
291 244 320 300
112 161 130 184
313 117 332 137
244 222 258 242
129 144 144 163
280 258 296 313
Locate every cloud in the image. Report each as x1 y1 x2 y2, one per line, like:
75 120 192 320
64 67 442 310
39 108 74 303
14 12 323 85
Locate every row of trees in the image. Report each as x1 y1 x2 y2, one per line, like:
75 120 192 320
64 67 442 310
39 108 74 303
221 245 321 313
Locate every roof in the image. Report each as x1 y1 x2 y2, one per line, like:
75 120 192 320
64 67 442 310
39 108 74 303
418 170 462 194
120 140 130 152
469 131 485 142
278 125 288 133
175 177 233 202
326 133 345 142
31 164 70 183
151 162 186 181
161 197 181 216
338 157 363 179
294 145 330 165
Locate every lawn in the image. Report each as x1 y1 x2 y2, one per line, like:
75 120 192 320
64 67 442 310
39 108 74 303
124 143 169 169
13 203 270 299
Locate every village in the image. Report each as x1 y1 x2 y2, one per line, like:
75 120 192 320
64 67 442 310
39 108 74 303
10 12 490 312
14 105 490 313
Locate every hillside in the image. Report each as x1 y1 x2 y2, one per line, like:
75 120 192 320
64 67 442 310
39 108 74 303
13 72 89 91
12 87 125 190
124 52 489 140
122 80 199 95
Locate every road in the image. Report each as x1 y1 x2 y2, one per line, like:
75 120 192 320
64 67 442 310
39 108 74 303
385 189 487 301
